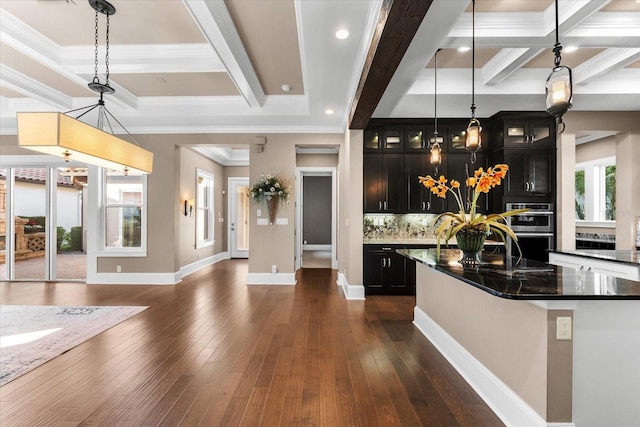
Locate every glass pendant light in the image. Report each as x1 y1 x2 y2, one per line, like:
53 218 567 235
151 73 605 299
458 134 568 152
430 49 442 173
465 0 481 163
545 0 573 133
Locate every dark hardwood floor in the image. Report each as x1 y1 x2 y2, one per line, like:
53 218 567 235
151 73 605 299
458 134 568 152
0 260 503 426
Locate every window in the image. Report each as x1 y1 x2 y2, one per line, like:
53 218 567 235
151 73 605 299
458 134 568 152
196 169 214 247
103 170 146 253
575 157 616 224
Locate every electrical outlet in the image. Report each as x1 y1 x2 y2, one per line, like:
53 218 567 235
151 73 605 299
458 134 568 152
116 265 121 273
421 218 428 226
556 317 572 340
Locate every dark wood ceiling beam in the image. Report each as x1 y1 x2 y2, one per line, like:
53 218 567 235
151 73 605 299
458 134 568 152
348 0 434 130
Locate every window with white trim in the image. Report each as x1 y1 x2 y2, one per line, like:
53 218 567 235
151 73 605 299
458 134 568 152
103 170 147 253
575 157 616 223
196 169 214 247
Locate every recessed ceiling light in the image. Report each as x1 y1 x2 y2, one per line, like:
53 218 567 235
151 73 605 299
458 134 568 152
564 46 578 53
325 109 334 115
280 84 291 92
335 29 349 40
457 46 471 53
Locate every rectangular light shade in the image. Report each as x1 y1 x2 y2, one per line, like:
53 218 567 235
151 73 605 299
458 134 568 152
17 112 153 174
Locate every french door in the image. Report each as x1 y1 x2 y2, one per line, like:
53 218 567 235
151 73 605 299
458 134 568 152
0 163 86 281
228 177 249 258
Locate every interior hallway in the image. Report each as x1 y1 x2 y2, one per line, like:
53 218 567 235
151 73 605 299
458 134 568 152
0 260 502 426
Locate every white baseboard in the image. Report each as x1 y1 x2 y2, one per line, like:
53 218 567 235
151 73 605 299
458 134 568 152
413 307 549 427
180 252 229 278
87 252 231 285
337 273 365 300
246 272 296 285
87 271 180 285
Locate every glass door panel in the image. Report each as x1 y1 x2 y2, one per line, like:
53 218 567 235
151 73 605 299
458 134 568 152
55 168 86 280
13 167 47 280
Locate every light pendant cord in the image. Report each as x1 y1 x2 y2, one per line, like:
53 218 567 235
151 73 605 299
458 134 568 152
470 0 476 119
553 0 562 67
434 49 438 134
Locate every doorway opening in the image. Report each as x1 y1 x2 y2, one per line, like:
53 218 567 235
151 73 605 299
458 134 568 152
295 168 337 270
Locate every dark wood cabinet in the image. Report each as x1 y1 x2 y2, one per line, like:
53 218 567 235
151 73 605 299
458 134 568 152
500 149 554 197
405 154 445 213
364 125 404 152
363 245 415 295
501 119 554 149
445 153 489 214
363 154 405 213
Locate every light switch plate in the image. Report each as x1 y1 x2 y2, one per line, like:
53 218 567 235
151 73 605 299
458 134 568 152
276 218 288 225
257 218 268 225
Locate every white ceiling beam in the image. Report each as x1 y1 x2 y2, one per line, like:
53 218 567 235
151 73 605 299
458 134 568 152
182 0 265 109
0 10 137 111
0 64 72 110
482 48 544 86
61 44 226 74
574 48 640 85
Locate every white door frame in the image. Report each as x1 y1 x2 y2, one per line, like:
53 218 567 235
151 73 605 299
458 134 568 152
295 167 337 270
227 177 250 258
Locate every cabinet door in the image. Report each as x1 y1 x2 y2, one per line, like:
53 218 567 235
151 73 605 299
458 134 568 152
383 154 405 212
529 120 555 148
363 248 384 292
528 150 554 196
405 126 427 152
382 127 404 152
363 127 382 152
503 120 529 147
383 252 409 292
405 154 441 213
503 151 529 195
363 154 383 212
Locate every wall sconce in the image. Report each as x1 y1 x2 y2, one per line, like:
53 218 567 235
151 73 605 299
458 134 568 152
183 200 193 217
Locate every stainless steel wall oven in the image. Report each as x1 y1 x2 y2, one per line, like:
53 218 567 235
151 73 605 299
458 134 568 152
505 203 555 262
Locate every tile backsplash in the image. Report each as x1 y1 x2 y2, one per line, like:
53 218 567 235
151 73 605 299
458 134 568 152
364 214 437 239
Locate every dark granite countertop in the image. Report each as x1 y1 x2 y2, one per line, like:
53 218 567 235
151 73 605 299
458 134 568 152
398 248 640 300
550 249 640 266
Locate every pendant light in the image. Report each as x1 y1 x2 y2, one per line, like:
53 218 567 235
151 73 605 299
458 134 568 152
465 0 481 163
17 0 153 175
545 0 573 133
429 49 443 173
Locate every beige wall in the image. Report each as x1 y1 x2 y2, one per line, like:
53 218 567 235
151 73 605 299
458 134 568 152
558 112 640 250
339 130 364 286
575 135 616 164
177 147 226 268
295 153 338 167
247 134 344 274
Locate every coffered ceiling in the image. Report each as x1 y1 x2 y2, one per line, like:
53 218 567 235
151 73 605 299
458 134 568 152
0 0 638 143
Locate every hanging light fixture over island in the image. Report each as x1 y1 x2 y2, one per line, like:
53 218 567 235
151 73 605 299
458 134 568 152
16 0 153 175
465 0 481 163
545 0 573 133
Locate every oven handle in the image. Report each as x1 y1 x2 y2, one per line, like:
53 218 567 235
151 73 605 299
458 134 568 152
513 212 554 216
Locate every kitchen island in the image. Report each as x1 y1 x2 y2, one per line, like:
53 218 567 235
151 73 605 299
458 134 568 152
399 248 640 427
549 249 640 281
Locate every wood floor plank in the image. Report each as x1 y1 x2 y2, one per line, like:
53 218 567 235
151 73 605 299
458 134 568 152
0 260 503 426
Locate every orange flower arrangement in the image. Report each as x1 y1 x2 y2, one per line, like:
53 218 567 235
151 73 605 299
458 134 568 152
419 164 528 256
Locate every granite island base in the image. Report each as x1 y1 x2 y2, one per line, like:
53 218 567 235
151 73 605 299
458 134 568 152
399 249 640 427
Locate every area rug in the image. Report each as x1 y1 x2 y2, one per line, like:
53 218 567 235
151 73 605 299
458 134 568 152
0 305 148 386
